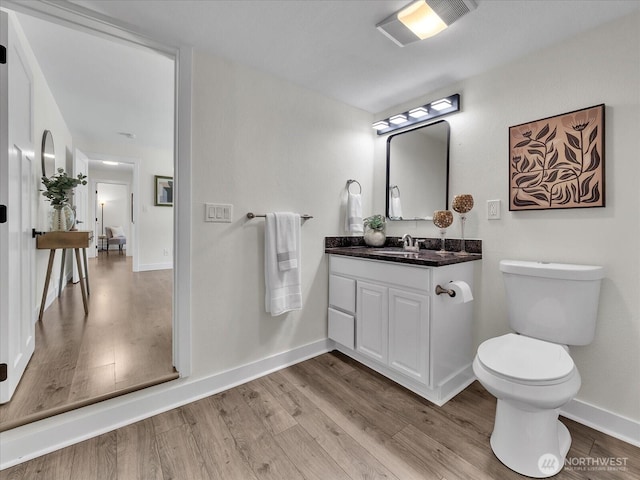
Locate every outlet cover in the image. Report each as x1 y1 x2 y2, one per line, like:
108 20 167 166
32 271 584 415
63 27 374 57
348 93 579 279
487 199 501 220
205 203 233 223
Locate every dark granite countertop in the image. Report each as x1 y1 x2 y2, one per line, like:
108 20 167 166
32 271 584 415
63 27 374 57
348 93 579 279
325 236 482 267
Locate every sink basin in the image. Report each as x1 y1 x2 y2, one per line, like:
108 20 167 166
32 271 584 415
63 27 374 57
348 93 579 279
374 249 419 255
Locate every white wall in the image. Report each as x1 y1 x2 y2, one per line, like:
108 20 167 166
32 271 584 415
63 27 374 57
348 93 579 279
190 51 373 377
374 13 640 422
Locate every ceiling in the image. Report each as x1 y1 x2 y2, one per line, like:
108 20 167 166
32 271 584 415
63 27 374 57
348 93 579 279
12 0 640 154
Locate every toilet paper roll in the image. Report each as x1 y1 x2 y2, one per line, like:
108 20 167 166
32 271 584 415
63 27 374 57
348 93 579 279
448 280 473 304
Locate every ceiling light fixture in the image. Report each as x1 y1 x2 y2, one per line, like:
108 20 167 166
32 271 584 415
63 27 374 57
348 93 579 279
102 161 119 166
372 93 460 135
377 0 478 47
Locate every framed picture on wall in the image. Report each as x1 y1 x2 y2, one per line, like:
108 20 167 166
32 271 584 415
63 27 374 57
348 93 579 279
509 104 605 211
154 175 173 206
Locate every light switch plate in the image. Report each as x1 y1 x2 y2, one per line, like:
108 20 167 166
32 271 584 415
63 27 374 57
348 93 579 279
487 199 501 220
205 203 233 223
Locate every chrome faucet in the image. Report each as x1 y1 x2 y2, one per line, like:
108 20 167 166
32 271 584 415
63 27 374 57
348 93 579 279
402 234 420 252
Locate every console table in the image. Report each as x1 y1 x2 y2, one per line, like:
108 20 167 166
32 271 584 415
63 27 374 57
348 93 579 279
36 230 93 322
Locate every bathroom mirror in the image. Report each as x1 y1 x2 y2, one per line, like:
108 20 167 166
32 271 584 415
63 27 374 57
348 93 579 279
386 120 450 220
41 129 55 178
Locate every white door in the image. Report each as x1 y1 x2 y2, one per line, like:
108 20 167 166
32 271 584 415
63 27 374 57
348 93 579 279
0 11 36 403
72 148 89 281
356 281 388 364
388 288 430 384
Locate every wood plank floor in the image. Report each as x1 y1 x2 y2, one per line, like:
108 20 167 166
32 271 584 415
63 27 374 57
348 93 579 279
0 254 176 431
2 352 637 479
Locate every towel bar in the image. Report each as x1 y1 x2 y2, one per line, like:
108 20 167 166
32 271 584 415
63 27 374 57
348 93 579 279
347 179 362 194
247 212 313 220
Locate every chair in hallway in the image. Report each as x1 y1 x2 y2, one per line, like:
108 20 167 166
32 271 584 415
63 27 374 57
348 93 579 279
105 226 126 255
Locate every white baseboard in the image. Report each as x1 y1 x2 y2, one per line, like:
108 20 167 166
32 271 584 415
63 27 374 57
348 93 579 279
137 262 173 272
561 398 640 447
0 338 331 470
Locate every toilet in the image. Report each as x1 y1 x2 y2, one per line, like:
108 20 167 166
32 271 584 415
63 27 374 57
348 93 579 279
473 260 604 478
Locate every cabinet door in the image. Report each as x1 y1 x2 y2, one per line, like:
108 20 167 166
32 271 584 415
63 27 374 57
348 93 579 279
356 281 388 363
388 288 430 384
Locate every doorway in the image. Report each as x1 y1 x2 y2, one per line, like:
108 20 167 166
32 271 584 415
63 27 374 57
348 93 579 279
96 182 130 255
0 4 190 432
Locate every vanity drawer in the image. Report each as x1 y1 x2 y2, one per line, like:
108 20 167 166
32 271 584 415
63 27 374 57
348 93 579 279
328 307 355 349
329 274 356 313
330 255 430 291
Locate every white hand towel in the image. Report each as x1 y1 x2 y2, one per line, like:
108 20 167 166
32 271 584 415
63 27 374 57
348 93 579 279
345 192 363 234
389 188 403 219
265 213 302 316
275 212 298 271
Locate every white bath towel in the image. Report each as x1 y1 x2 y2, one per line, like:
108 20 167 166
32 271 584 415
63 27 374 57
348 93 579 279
389 187 403 219
275 212 299 271
345 192 363 234
265 213 302 316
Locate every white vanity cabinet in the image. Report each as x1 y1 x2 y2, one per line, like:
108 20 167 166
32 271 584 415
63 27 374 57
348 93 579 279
328 254 476 406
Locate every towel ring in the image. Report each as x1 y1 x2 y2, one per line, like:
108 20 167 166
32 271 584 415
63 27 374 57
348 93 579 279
390 185 401 195
347 179 362 194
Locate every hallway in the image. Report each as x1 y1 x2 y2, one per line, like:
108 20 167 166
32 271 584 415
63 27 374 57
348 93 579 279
0 254 176 431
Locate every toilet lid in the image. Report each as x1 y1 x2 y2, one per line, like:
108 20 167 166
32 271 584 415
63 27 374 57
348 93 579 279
477 333 575 382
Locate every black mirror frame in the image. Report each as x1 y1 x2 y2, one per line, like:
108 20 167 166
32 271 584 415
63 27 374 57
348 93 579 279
385 119 450 221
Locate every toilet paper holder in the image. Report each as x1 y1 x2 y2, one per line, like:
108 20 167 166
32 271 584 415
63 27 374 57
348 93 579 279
435 284 456 297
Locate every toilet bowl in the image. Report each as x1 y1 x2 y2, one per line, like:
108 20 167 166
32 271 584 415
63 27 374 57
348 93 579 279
475 260 604 478
473 333 582 477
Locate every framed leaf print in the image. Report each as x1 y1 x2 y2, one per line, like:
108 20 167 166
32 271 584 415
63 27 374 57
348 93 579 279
509 104 605 211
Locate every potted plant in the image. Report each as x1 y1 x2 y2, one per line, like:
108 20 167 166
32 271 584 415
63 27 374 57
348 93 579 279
363 214 386 247
41 168 87 231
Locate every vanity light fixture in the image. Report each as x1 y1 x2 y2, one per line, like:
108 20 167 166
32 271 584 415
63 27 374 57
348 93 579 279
389 114 408 125
372 93 460 135
373 120 390 131
430 98 452 111
408 106 429 118
377 0 478 47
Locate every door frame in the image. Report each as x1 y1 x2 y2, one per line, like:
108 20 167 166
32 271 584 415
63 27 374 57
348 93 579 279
1 0 193 377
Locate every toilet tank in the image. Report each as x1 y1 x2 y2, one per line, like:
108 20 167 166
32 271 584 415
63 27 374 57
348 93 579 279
500 260 604 345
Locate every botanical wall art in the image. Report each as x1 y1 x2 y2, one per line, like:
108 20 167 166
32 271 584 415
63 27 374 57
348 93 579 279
509 104 605 211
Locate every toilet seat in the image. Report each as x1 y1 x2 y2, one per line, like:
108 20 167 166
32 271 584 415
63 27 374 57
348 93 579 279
477 333 575 385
